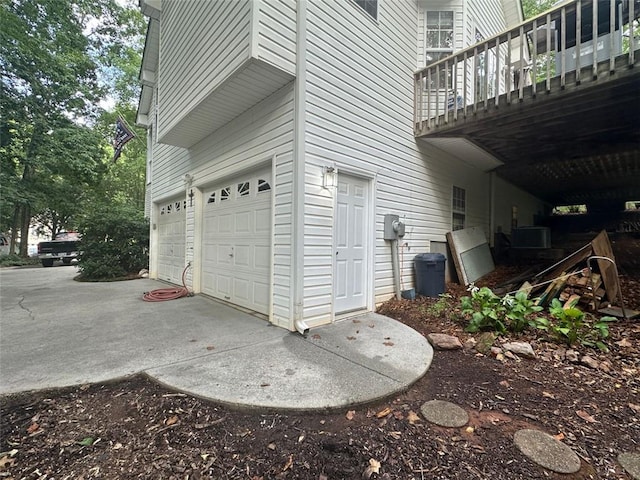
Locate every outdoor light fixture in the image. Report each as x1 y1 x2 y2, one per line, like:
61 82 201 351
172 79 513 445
322 166 338 189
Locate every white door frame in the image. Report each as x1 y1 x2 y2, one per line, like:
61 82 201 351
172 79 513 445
332 168 376 316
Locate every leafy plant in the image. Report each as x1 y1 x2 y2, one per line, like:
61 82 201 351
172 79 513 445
504 291 545 332
461 286 508 333
548 298 615 351
459 285 616 351
422 293 453 317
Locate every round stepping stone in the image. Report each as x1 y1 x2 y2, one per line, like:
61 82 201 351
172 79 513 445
619 452 640 480
514 429 581 474
420 400 469 427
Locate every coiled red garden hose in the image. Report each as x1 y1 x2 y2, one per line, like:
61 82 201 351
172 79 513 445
142 264 192 302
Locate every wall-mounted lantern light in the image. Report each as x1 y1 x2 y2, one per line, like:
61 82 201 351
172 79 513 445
322 166 338 189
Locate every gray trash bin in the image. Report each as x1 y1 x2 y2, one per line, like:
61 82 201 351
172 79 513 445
414 253 446 298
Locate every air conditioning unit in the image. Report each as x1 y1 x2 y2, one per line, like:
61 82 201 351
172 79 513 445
511 227 551 249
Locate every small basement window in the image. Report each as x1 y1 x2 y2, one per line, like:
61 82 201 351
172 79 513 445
452 185 466 231
354 0 377 19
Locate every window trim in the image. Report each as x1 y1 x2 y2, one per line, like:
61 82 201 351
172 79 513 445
452 185 466 231
425 10 455 90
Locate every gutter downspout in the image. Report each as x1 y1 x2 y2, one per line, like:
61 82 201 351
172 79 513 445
292 0 309 336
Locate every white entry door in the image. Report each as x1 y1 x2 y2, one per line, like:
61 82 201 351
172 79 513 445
157 197 186 284
334 173 370 313
201 168 272 315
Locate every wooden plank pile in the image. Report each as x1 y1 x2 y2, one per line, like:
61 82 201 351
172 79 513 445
525 230 623 312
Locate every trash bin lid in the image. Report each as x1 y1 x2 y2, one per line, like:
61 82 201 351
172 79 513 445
414 253 446 263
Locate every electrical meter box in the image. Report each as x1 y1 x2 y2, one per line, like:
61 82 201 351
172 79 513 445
384 214 406 240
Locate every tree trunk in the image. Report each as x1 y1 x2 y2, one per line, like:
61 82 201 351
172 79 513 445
19 204 30 257
9 205 20 255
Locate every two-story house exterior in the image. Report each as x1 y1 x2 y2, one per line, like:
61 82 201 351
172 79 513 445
137 0 547 333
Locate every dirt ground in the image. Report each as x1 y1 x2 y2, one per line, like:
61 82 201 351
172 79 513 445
2 262 639 479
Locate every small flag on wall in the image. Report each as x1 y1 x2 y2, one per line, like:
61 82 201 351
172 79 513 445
113 116 135 162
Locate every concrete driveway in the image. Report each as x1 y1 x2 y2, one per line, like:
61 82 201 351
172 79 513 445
0 266 432 410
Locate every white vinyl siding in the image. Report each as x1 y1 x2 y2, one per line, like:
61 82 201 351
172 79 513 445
156 1 296 148
158 0 252 139
256 0 297 73
149 86 295 326
304 0 501 311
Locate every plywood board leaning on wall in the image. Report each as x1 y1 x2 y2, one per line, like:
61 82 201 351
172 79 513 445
446 227 495 286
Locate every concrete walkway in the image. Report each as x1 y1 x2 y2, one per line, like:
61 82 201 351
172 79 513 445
0 266 432 410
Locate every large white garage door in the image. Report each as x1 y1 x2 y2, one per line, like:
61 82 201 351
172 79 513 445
157 197 186 284
202 168 272 314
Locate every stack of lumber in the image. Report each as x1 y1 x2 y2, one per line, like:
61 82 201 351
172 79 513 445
527 230 620 311
559 271 606 309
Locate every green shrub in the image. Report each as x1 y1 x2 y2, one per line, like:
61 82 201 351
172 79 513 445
548 298 615 351
0 254 40 267
77 203 149 280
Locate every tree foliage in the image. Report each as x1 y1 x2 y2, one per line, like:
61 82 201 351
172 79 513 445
521 0 557 19
0 0 146 256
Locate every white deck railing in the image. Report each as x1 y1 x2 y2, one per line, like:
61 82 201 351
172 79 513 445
415 0 638 134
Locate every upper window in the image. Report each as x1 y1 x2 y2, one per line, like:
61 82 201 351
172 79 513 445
426 11 454 89
354 0 377 20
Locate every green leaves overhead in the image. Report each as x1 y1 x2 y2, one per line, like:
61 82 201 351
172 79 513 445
1 0 100 117
0 0 146 254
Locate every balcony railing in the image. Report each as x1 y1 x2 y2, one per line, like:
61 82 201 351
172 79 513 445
414 0 639 135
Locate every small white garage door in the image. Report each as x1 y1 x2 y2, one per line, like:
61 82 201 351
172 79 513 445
157 197 186 284
201 168 272 314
